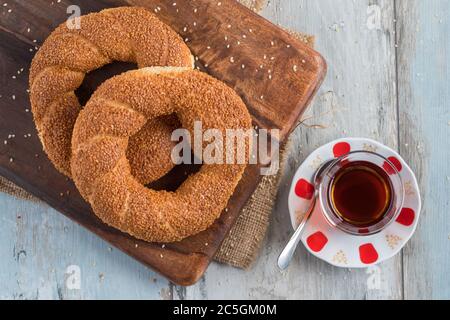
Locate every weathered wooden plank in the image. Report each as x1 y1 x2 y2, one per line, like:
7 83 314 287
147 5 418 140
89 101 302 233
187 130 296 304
0 193 172 299
182 0 403 299
0 0 325 286
0 0 171 298
396 0 450 299
3 0 449 299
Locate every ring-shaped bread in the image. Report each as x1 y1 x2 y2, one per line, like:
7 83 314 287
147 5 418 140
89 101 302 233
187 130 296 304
71 68 253 242
29 7 193 182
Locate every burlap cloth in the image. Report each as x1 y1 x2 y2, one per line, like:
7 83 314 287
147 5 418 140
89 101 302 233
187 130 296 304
0 0 314 270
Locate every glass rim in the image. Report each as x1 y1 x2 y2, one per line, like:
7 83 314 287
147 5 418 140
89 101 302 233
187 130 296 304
318 150 405 236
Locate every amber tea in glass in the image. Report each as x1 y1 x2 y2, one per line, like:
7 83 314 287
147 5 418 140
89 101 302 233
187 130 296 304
319 151 404 236
330 161 392 227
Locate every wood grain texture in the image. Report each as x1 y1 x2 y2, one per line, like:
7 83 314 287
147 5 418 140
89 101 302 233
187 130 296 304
181 0 403 299
396 0 450 299
127 0 326 139
0 192 172 299
0 0 325 286
1 0 449 299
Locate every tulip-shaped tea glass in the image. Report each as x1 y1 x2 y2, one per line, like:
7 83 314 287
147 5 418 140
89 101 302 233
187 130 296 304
318 151 405 236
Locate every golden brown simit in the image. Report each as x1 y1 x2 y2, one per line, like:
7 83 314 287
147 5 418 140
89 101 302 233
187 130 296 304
29 7 193 182
71 68 253 242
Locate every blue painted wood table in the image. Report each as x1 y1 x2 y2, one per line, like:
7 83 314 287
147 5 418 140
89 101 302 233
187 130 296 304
0 0 449 299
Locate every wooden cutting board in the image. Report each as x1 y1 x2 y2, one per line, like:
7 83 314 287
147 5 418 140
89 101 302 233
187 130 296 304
0 0 326 285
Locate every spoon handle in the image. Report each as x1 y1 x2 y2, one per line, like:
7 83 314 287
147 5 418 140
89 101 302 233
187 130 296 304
277 197 316 270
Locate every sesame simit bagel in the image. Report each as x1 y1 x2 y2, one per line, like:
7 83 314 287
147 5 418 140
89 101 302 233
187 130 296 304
29 7 193 182
71 68 253 242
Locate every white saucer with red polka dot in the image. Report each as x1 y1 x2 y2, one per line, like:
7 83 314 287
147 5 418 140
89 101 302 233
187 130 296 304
288 138 421 268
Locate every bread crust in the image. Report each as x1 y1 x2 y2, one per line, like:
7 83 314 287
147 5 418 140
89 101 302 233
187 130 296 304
71 68 253 242
30 7 193 181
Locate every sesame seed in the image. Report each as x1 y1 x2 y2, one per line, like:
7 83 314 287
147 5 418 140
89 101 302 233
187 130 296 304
230 57 235 63
293 65 298 72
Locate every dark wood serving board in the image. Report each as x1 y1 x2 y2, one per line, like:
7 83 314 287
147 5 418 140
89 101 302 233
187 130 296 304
0 0 326 285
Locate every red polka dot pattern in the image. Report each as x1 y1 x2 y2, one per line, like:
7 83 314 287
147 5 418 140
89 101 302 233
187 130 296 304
295 179 315 200
396 208 415 226
383 156 403 175
333 142 351 158
359 243 379 264
358 228 370 234
291 139 420 267
307 231 328 253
